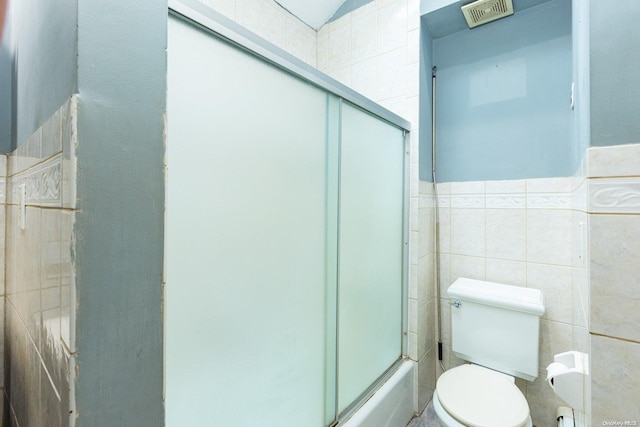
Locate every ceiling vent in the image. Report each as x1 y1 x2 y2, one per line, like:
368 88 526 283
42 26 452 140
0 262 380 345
461 0 514 28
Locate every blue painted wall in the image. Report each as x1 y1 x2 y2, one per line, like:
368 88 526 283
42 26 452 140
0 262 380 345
421 0 574 182
590 0 640 147
6 0 77 149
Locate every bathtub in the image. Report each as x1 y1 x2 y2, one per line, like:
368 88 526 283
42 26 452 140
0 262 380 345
340 360 416 427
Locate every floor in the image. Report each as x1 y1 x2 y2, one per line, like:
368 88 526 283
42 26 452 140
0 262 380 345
407 400 441 427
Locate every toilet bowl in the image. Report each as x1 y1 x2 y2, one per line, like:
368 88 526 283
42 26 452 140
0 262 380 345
433 364 533 427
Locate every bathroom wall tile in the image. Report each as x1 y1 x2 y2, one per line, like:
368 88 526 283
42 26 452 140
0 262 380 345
408 331 418 361
377 0 407 54
407 0 420 30
590 214 640 342
327 11 351 31
417 254 433 306
285 15 317 67
418 299 435 359
236 0 287 48
316 26 329 72
406 95 419 130
407 28 419 64
451 208 485 257
450 181 484 194
572 266 589 329
418 208 433 258
526 209 572 266
351 12 377 63
41 368 63 427
201 0 236 20
351 57 378 100
60 210 75 351
411 200 420 234
411 132 420 166
327 23 352 71
439 299 450 346
571 210 588 268
0 208 5 296
436 206 450 253
62 97 77 210
41 108 62 160
7 302 28 427
0 302 4 386
485 193 526 209
407 62 419 98
408 298 418 334
485 259 526 287
486 208 526 261
410 230 419 266
450 254 485 284
408 264 418 300
377 47 407 101
588 177 640 214
591 335 640 425
418 346 436 412
526 373 567 427
25 340 42 427
538 320 573 372
527 263 572 324
526 177 573 194
411 162 419 198
588 143 640 178
437 252 451 301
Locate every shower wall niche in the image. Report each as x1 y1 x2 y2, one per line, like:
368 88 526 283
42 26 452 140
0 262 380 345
420 0 579 182
165 10 409 427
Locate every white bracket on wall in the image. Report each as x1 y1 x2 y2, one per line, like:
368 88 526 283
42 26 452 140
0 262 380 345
19 183 26 230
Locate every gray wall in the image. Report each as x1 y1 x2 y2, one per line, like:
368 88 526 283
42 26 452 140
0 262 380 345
590 0 640 147
0 14 11 152
8 0 77 149
75 1 166 425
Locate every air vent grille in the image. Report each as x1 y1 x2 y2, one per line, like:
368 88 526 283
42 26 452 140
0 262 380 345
461 0 514 28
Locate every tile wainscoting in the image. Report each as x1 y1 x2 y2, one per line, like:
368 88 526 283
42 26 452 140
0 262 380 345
4 96 77 427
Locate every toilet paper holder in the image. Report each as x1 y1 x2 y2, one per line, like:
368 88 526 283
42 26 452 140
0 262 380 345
546 351 589 411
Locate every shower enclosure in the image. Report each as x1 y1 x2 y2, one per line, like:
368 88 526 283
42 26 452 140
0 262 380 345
164 2 413 426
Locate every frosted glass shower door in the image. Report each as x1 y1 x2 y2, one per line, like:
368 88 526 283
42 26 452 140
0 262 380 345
337 103 405 413
166 17 331 427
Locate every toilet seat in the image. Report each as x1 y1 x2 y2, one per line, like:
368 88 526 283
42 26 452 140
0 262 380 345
436 364 529 427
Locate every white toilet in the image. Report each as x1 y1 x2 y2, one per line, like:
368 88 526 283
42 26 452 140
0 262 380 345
433 278 545 427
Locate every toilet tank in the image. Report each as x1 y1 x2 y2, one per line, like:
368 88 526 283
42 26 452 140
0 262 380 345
448 278 545 381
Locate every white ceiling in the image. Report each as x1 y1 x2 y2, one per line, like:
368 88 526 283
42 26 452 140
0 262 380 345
276 0 347 29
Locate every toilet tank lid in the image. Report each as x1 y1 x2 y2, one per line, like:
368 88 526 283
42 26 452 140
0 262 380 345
448 278 545 315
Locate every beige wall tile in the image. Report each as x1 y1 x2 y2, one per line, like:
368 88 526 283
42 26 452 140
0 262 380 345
377 0 407 54
588 144 640 178
527 209 572 266
486 208 526 261
590 214 640 342
352 12 377 63
485 258 526 287
450 254 485 283
538 320 573 372
418 299 435 359
451 208 485 257
591 335 640 425
527 263 573 324
418 346 436 412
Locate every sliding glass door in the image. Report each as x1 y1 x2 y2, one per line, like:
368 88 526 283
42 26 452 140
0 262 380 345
166 13 406 427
